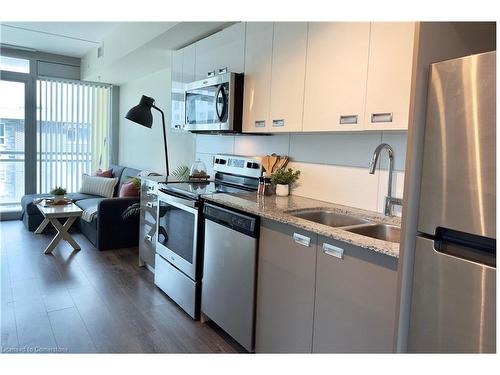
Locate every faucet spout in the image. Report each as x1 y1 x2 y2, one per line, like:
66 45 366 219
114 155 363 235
368 143 400 216
368 153 379 174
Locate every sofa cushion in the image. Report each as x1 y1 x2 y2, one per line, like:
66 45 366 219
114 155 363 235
119 167 141 192
21 193 101 215
68 193 102 202
74 197 106 212
109 164 126 196
21 194 51 215
95 168 113 178
119 181 140 197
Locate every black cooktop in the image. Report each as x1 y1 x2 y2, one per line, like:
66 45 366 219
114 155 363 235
159 181 254 199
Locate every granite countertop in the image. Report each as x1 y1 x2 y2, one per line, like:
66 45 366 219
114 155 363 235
202 193 401 259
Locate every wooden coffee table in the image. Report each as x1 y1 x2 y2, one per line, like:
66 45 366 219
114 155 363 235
35 202 83 254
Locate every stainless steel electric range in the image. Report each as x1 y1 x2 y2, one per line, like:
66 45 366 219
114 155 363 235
154 154 262 319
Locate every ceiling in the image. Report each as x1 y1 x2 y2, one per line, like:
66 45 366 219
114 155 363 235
0 22 119 57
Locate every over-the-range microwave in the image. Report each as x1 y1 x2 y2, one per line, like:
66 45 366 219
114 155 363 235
182 72 244 133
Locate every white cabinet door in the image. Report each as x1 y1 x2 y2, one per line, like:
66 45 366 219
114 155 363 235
303 22 370 132
313 237 398 353
255 219 317 353
364 22 415 130
182 44 196 84
171 49 184 130
194 22 246 80
242 22 273 133
171 45 196 131
269 22 308 133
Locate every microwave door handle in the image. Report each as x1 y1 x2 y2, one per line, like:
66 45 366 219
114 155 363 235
214 84 227 122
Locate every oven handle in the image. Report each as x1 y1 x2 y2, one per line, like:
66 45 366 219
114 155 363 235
157 190 198 213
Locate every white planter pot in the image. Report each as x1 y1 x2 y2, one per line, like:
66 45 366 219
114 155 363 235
276 184 289 197
53 195 65 203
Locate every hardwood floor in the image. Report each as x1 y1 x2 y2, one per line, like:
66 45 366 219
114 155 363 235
0 220 244 353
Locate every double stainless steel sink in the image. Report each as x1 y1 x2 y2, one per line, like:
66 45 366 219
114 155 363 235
286 208 401 243
346 223 400 243
291 209 370 228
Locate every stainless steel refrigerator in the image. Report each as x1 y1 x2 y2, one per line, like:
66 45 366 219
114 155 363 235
408 51 496 353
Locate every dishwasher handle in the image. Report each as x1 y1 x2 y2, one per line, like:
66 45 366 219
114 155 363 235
203 203 259 238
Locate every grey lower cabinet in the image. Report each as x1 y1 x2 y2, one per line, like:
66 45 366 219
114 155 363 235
255 219 399 353
255 219 317 353
313 236 398 353
138 179 158 269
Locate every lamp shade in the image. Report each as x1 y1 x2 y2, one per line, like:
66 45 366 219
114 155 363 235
125 95 155 128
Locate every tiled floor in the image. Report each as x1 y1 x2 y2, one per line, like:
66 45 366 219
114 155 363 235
0 220 243 353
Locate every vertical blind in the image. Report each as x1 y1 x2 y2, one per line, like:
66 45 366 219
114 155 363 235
36 78 112 193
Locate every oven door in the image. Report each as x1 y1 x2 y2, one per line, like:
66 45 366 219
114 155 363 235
156 191 199 280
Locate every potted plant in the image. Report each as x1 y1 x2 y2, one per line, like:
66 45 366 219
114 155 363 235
50 186 67 203
270 168 300 197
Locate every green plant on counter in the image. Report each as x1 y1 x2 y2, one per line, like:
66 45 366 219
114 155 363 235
126 176 142 188
50 186 67 196
270 168 300 186
171 165 190 179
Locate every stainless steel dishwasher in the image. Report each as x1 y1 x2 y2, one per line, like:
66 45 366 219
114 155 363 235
201 203 259 352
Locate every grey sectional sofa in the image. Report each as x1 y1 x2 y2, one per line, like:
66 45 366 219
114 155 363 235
21 164 141 250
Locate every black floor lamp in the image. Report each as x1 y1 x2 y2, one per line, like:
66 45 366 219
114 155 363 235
125 95 169 175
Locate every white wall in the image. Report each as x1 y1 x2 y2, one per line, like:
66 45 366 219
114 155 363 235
194 132 406 215
119 67 195 174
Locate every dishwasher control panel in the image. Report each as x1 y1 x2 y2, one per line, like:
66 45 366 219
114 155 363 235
203 203 258 238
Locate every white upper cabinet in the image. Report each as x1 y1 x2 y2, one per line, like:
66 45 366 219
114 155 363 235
194 22 246 80
171 49 184 130
182 44 196 83
364 22 415 130
242 22 274 133
175 21 416 134
303 22 370 132
171 45 196 130
269 22 308 133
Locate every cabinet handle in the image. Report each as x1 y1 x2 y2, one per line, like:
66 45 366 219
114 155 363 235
339 115 358 124
145 234 152 242
371 112 393 123
322 243 344 259
293 233 311 247
218 67 228 74
255 120 265 128
146 202 154 208
146 191 156 197
148 185 155 191
207 71 215 77
272 119 285 127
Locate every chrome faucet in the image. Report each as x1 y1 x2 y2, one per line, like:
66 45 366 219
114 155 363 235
369 143 403 216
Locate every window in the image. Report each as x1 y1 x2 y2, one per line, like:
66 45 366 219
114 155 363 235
0 55 30 74
0 80 26 210
0 122 5 145
36 79 113 194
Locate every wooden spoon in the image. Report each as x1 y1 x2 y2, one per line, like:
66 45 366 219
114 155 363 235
269 154 279 173
276 156 289 170
262 155 270 174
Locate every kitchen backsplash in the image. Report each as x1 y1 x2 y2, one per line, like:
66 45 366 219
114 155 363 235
194 132 406 216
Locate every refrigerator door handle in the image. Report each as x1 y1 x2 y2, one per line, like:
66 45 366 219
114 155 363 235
432 227 496 268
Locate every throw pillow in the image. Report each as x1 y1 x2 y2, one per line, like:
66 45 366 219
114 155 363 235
95 168 113 178
80 174 118 198
119 181 140 197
